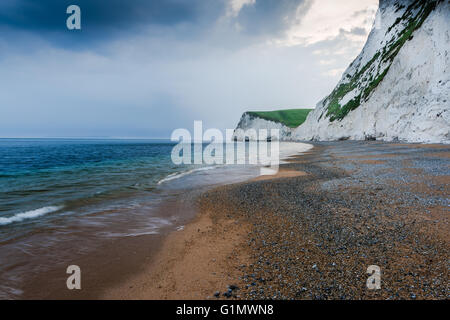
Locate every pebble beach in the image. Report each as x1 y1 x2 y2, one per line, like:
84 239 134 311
197 141 449 300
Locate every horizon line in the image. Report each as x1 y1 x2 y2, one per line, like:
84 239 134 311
0 137 172 140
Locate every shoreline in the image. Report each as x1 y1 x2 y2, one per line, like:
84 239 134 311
17 141 449 299
103 141 448 300
16 142 312 299
101 202 252 299
101 168 307 300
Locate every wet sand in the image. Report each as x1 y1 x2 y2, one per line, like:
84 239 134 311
102 141 448 300
20 194 200 299
103 206 251 299
101 170 309 299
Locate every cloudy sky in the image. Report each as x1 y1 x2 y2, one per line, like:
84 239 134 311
0 0 378 138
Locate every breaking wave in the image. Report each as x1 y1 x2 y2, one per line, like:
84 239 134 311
0 206 63 226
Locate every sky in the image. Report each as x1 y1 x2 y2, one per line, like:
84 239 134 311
0 0 378 138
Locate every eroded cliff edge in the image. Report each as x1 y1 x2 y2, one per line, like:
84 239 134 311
295 0 449 144
234 0 449 143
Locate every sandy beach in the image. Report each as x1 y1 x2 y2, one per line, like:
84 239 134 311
99 141 449 300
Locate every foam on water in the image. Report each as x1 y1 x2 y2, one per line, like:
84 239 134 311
0 206 63 226
157 166 219 185
157 142 313 184
278 142 313 163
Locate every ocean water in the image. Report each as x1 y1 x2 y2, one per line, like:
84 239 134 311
0 139 185 235
0 138 311 298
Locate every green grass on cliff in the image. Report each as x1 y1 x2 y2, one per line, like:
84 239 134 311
324 0 438 122
247 109 313 128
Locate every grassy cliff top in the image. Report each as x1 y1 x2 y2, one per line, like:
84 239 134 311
247 109 313 128
323 0 438 122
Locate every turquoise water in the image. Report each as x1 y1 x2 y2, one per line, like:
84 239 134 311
0 139 198 237
0 138 218 298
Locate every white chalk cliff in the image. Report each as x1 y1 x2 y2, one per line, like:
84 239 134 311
295 0 449 144
232 112 295 141
234 0 449 143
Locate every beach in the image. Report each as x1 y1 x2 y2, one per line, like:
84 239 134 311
2 140 447 299
100 141 448 300
1 140 312 299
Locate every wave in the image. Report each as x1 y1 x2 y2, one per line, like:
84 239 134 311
156 142 313 185
0 206 63 226
157 166 218 185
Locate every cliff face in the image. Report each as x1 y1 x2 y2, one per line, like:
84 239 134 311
295 0 450 143
232 112 295 141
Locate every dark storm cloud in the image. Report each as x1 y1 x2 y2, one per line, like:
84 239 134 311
0 0 203 29
0 0 225 46
0 0 313 48
235 0 310 36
